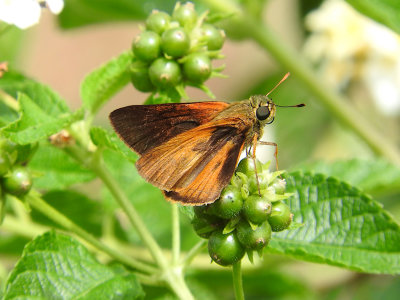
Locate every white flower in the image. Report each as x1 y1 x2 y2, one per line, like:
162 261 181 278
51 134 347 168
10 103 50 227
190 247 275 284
0 0 64 29
303 0 400 116
46 0 63 14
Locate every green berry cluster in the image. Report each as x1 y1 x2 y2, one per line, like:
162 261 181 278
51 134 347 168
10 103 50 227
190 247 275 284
130 2 225 96
0 138 34 220
192 157 294 266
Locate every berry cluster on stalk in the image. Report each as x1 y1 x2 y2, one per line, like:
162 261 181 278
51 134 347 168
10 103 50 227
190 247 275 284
130 2 225 102
192 157 294 266
0 138 35 223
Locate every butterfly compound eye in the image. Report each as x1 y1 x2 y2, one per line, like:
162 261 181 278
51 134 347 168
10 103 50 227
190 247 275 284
256 106 270 121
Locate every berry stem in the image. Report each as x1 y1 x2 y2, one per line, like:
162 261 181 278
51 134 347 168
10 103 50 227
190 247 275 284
182 239 207 269
232 260 245 300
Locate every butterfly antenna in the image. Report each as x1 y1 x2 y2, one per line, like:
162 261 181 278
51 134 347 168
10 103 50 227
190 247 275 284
275 103 306 108
266 72 290 97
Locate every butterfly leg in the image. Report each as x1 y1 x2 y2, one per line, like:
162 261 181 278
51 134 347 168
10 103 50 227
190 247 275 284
251 135 262 197
258 141 279 171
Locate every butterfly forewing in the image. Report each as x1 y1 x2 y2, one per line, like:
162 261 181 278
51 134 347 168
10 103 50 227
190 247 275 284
109 102 229 155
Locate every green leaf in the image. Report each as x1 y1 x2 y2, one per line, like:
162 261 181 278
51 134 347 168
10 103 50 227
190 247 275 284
58 0 176 28
0 71 70 116
3 231 144 299
268 172 400 274
1 93 83 144
80 51 133 115
296 159 400 195
29 144 96 189
90 127 138 163
346 0 400 34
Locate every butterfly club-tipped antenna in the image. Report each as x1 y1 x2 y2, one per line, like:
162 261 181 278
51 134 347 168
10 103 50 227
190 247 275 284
266 72 291 97
265 73 306 108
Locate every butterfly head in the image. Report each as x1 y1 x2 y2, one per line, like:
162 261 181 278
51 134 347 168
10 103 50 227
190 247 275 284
250 95 276 125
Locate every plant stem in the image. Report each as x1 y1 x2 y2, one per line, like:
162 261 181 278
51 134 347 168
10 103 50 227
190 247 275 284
182 240 207 269
172 204 180 265
200 0 400 166
232 261 245 300
0 89 19 111
2 215 48 238
25 191 157 275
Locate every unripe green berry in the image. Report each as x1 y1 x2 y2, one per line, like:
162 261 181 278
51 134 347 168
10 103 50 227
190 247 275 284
3 167 32 197
268 201 292 232
236 220 272 250
271 178 286 195
235 157 263 177
130 61 154 92
209 186 243 219
208 230 245 266
146 10 170 34
183 53 212 84
149 57 182 88
191 214 222 239
132 31 161 62
201 24 225 50
172 2 197 28
161 27 190 58
243 194 271 224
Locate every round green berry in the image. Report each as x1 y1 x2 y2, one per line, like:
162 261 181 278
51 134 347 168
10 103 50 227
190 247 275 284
132 31 161 62
3 167 32 197
236 220 272 250
192 214 221 239
149 57 182 88
183 53 212 84
243 194 271 224
146 10 170 34
208 230 245 266
172 2 197 28
161 27 190 58
130 61 154 92
236 157 263 177
201 24 225 50
194 205 213 219
271 178 286 195
209 186 243 219
268 201 292 232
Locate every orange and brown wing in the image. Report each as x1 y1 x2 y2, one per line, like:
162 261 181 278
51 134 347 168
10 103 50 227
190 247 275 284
163 138 246 205
109 102 229 155
136 118 250 204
